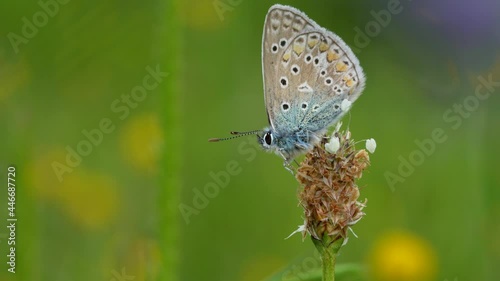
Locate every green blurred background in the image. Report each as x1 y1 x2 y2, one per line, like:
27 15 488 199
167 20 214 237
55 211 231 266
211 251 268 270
0 0 499 281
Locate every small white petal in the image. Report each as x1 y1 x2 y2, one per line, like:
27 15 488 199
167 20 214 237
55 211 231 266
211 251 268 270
342 237 349 246
366 138 377 153
285 225 306 240
325 136 340 154
341 99 352 111
348 227 358 238
347 217 363 226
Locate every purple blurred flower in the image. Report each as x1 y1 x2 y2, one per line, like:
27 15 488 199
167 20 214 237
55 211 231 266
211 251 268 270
411 0 499 46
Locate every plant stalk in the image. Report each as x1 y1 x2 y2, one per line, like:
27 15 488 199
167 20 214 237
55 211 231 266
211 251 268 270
321 246 336 281
313 236 344 281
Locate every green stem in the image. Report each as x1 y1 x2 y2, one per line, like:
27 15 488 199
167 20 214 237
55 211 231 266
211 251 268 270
321 247 336 281
312 236 344 281
157 0 182 280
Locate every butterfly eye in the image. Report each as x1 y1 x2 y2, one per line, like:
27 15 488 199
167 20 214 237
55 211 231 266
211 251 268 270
264 132 273 145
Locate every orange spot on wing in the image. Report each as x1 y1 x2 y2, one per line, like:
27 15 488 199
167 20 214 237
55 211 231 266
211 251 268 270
319 42 329 52
327 50 339 62
293 44 305 56
336 61 348 72
308 39 318 48
283 51 291 62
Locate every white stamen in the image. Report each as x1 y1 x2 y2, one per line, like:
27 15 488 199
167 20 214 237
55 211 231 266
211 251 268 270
285 225 306 240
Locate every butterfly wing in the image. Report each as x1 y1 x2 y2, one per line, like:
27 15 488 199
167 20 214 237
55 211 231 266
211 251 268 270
262 4 317 133
262 5 365 135
280 30 366 133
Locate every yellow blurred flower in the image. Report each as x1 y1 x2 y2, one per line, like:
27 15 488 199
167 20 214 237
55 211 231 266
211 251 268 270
27 147 120 230
124 238 162 281
369 230 438 281
100 236 162 281
181 0 226 30
239 256 285 281
120 113 163 175
58 169 119 230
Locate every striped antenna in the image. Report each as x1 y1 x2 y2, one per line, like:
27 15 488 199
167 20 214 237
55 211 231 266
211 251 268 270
208 130 260 142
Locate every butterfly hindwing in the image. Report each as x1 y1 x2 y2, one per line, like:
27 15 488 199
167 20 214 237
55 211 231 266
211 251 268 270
282 31 365 133
263 5 365 136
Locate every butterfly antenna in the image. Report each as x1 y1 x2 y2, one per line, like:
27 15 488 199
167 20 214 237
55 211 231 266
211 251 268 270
230 130 261 135
208 130 260 142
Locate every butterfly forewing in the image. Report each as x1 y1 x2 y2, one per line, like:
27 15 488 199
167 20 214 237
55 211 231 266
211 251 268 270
262 5 317 132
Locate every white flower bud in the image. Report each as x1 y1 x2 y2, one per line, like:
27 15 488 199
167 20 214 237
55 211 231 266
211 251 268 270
341 99 352 111
325 136 340 154
366 138 376 153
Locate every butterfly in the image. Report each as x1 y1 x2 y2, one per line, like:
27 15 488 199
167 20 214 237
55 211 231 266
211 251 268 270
210 4 366 166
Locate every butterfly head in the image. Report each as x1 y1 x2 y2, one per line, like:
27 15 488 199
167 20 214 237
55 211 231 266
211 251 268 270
257 128 276 150
210 128 302 161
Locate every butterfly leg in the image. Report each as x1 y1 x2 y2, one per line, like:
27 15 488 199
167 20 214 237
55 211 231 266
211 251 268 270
278 149 295 175
283 161 295 175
